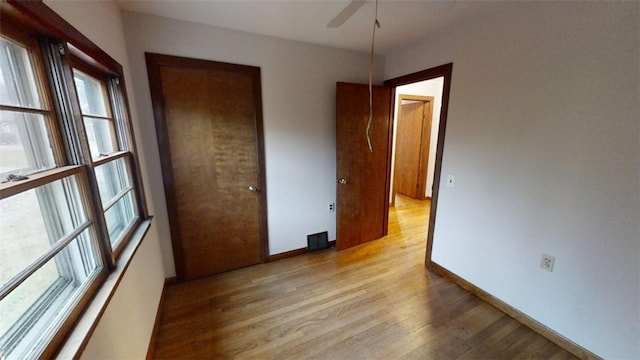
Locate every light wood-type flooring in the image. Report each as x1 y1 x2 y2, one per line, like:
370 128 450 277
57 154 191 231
151 195 576 359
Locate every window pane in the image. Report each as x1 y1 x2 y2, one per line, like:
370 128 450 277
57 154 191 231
0 231 101 360
104 191 136 247
0 111 55 178
95 157 131 206
83 117 116 158
0 175 88 289
0 256 59 341
73 70 109 118
0 37 42 109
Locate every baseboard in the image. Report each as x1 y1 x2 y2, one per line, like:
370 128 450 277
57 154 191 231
146 277 176 359
268 240 336 262
427 261 600 360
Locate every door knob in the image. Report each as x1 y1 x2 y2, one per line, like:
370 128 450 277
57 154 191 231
337 178 348 185
248 185 260 192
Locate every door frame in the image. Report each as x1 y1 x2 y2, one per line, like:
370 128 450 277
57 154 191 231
392 94 434 203
145 53 270 279
384 63 453 267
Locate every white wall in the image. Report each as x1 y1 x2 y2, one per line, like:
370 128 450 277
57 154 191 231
42 1 166 358
121 11 385 269
390 78 444 200
385 2 639 358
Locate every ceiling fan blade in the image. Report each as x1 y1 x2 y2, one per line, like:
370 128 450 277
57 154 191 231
327 0 366 28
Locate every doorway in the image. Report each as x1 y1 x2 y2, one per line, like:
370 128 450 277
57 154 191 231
146 53 269 282
384 64 453 265
334 65 452 257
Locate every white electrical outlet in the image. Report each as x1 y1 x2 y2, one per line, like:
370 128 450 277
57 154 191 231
540 253 555 272
329 202 335 212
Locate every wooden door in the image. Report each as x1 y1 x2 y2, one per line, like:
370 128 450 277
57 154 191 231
336 82 392 250
146 53 267 281
394 97 433 200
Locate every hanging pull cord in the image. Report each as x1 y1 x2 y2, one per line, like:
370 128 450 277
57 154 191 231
367 0 380 153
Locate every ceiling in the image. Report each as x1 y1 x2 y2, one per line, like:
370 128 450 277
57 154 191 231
115 0 509 55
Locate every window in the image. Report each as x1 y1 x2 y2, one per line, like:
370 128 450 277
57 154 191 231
0 170 101 359
71 63 139 249
72 68 118 158
0 4 147 359
0 30 58 178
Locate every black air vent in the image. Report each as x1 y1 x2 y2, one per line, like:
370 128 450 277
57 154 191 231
307 231 329 252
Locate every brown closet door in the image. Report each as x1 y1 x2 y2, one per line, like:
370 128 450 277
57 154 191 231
394 99 432 200
146 53 267 281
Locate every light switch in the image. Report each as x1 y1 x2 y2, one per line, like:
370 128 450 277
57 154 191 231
446 175 456 188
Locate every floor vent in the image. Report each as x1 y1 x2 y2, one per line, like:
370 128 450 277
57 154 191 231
307 231 329 252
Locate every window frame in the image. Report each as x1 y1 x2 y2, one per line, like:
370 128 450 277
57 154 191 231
68 54 143 258
0 1 150 358
0 164 107 359
70 58 119 158
0 22 66 177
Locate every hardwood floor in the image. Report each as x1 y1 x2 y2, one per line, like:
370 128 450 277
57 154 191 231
151 195 576 359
